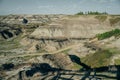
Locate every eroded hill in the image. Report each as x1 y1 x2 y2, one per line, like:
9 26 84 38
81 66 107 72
0 14 120 80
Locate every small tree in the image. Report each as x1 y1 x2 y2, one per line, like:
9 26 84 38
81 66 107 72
76 11 84 15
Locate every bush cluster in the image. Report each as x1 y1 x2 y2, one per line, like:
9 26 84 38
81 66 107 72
97 29 120 40
76 11 108 15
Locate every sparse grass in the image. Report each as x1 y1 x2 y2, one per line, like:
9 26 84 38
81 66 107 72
9 55 39 63
111 15 120 16
67 15 79 18
38 49 48 53
96 29 120 40
73 63 82 70
27 23 48 27
82 50 113 68
61 49 71 54
108 48 120 54
0 34 23 51
0 40 20 50
25 28 36 34
18 55 38 60
82 47 120 68
0 52 15 56
109 17 120 26
95 15 107 22
115 59 120 65
0 35 24 56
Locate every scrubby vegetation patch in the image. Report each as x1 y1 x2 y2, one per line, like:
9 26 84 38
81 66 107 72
96 29 120 40
82 50 113 68
95 15 107 22
109 17 120 26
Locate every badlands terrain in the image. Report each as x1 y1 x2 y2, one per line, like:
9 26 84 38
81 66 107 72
0 14 120 80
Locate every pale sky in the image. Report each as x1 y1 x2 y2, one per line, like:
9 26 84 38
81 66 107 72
0 0 120 15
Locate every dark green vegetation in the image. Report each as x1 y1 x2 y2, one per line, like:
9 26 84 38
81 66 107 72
76 11 108 15
96 29 120 40
95 15 107 22
76 12 84 15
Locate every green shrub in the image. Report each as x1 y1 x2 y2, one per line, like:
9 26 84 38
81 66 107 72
76 12 84 15
87 11 108 15
96 29 120 40
76 11 108 15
